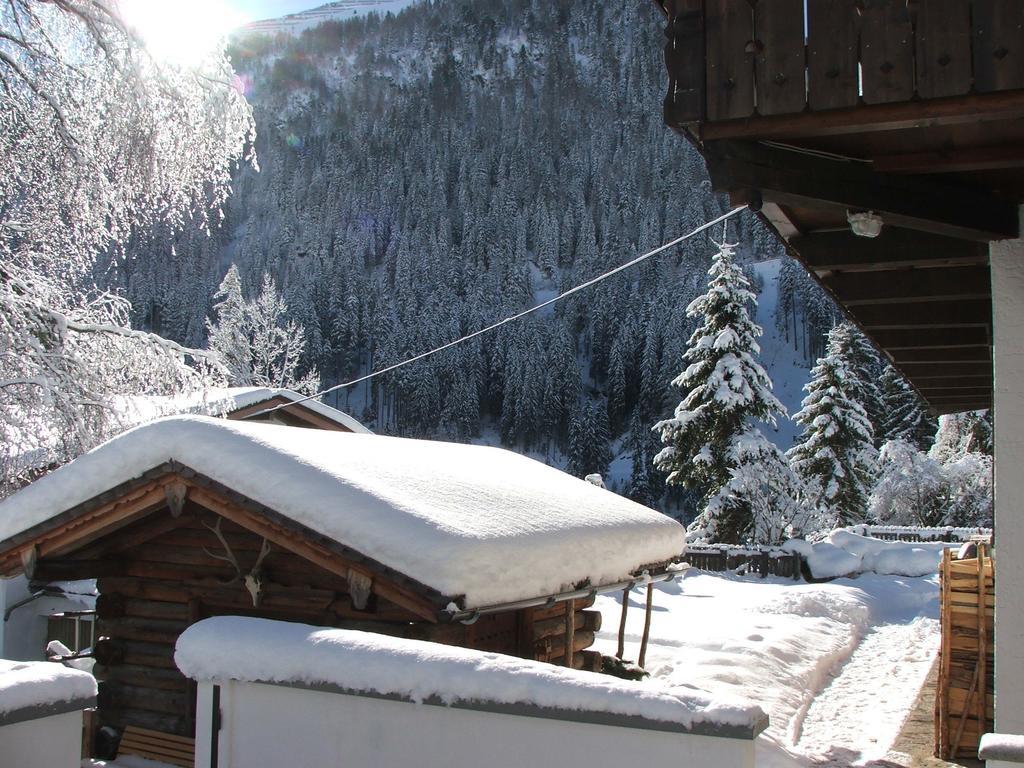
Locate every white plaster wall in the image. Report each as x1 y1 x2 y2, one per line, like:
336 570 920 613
0 710 82 768
195 681 755 768
991 210 1024 767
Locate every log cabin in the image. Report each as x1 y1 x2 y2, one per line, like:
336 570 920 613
0 387 368 663
0 416 684 745
649 0 1022 754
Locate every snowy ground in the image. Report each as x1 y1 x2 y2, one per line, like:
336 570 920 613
592 570 940 767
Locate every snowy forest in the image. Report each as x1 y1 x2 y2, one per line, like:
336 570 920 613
1 0 993 543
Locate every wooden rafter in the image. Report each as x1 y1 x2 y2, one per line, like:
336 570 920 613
703 140 1019 241
792 229 988 273
851 299 992 330
820 265 991 306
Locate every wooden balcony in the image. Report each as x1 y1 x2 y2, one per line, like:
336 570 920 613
654 0 1024 413
661 0 1024 136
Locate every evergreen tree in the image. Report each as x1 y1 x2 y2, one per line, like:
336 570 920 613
654 242 786 543
787 324 878 529
878 367 936 450
569 398 612 479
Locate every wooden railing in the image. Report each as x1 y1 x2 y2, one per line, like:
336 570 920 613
661 0 1024 127
682 545 803 579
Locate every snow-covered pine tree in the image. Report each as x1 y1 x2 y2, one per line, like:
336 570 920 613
654 241 786 543
830 323 887 443
787 324 878 529
878 367 937 450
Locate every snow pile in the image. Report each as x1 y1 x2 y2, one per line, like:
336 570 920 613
175 617 765 731
979 733 1024 762
590 570 940 766
0 416 684 608
783 530 948 580
0 659 96 715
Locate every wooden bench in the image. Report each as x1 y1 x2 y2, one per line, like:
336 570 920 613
118 726 195 767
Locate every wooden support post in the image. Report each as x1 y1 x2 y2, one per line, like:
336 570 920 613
616 586 629 659
638 583 654 669
563 599 575 668
976 544 988 738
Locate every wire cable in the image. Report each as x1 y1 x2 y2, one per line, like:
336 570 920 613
248 205 748 419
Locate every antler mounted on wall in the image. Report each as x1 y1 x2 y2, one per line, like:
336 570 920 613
201 518 273 607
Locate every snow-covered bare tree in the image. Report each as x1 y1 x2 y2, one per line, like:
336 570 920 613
207 269 320 394
871 438 992 528
718 431 812 545
1 0 254 494
654 241 786 543
787 324 878 529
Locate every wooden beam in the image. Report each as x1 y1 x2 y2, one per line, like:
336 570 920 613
889 347 992 364
868 327 991 349
792 229 988 273
851 299 991 329
917 387 993 399
873 145 1024 175
33 559 125 581
898 362 993 379
905 375 993 389
820 265 991 306
703 140 1019 241
699 88 1024 140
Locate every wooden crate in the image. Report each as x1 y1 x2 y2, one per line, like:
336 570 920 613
935 543 994 760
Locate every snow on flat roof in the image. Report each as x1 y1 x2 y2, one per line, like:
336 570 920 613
175 617 765 734
0 659 96 717
0 416 684 607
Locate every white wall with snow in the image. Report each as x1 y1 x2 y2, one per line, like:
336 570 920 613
194 680 757 768
0 710 83 768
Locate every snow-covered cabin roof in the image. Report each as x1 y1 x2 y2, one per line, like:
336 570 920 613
175 616 767 738
0 416 684 609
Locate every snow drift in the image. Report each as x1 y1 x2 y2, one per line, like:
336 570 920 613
783 530 949 580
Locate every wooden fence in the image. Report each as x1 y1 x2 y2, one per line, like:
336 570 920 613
935 543 994 760
681 546 802 579
661 0 1024 125
856 526 992 543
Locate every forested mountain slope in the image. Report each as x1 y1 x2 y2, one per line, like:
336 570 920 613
109 0 830 515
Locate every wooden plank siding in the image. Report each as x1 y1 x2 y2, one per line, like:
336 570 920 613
661 0 1024 127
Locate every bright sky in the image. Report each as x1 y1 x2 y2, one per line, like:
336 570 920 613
119 1 322 65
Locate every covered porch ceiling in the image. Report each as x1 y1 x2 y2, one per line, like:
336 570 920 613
654 0 1024 414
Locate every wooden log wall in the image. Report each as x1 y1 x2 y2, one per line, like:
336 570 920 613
662 0 1024 125
63 504 605 737
935 545 994 760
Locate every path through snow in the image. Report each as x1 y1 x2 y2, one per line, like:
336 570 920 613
795 617 940 765
592 571 940 768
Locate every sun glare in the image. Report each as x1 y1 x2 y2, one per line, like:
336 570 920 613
119 0 245 67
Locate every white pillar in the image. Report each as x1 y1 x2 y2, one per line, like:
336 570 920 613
992 207 1024 755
